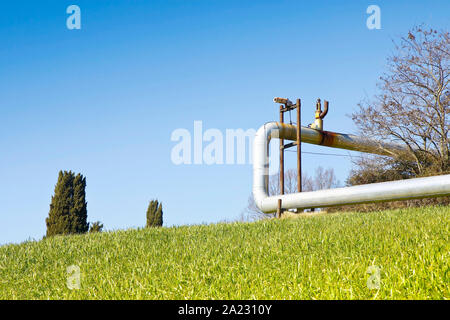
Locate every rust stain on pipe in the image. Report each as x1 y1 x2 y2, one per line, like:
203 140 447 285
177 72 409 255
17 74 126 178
319 130 338 147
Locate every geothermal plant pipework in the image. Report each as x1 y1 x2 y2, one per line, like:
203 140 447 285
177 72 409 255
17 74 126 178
252 99 450 214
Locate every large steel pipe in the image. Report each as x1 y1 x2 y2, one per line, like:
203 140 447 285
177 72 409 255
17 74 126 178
259 175 450 212
253 122 450 213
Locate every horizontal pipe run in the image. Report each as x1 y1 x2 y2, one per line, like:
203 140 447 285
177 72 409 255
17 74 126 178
260 174 450 212
267 122 407 156
252 122 450 213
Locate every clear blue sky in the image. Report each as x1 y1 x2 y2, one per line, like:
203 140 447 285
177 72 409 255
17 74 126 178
1 0 449 244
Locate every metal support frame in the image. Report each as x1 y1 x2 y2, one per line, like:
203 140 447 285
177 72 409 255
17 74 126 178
296 99 302 213
276 98 302 217
279 105 284 198
296 99 301 193
276 199 282 219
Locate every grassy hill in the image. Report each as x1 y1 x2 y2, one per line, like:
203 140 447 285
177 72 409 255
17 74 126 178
1 206 448 299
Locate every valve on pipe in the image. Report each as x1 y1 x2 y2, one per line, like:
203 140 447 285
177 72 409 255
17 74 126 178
309 98 329 131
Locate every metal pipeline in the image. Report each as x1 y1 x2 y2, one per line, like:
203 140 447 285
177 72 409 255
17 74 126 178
252 122 450 213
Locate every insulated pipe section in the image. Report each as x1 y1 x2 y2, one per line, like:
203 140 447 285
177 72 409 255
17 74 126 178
259 175 450 212
252 122 450 212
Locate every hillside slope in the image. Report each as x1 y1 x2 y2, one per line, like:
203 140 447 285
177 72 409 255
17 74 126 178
1 206 449 299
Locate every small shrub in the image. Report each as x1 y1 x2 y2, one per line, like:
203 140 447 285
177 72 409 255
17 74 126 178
89 221 104 233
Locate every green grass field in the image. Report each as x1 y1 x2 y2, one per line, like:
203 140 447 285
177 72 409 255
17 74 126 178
1 206 448 299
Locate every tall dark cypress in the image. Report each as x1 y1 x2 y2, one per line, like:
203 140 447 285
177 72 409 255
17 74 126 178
46 170 88 237
146 200 163 227
72 173 89 233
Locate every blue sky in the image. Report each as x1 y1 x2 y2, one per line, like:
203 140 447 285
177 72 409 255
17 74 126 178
1 0 449 244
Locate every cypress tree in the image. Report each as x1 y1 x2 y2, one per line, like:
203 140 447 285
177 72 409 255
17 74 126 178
72 173 89 233
146 200 163 227
46 170 89 237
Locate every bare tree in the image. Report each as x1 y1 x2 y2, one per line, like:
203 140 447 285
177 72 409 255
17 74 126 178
314 167 340 191
352 26 449 174
243 167 339 220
